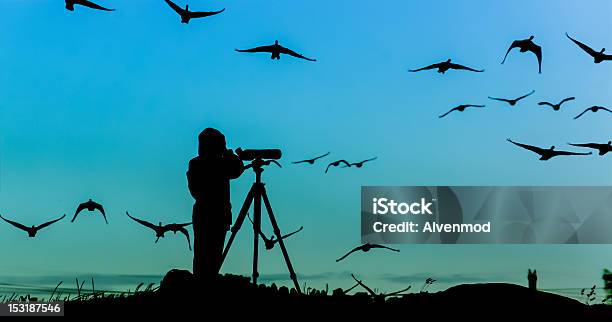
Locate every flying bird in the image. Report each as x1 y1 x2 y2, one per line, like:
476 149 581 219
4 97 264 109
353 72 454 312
65 0 115 11
488 90 535 106
235 40 316 61
336 243 399 262
566 33 612 64
247 214 303 250
164 0 225 24
0 214 65 237
325 160 351 173
344 157 378 168
573 106 612 120
126 212 192 250
538 97 575 111
568 141 612 156
292 152 330 165
409 59 484 74
439 104 485 118
72 199 107 224
501 36 542 73
507 138 592 161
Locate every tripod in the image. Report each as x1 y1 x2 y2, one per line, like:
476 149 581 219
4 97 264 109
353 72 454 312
220 157 301 293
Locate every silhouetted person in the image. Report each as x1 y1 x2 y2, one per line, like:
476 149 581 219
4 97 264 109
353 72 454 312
568 141 612 155
325 159 351 173
528 269 537 290
573 106 612 119
72 199 107 224
439 104 485 118
409 59 484 74
164 0 225 24
187 128 244 282
566 33 612 64
507 138 592 160
0 214 65 237
488 90 535 106
336 243 399 262
65 0 114 11
235 40 316 61
247 213 303 250
501 36 542 73
292 152 330 165
126 212 192 250
538 97 575 111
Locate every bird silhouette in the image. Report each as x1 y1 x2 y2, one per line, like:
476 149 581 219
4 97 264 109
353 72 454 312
573 106 612 120
325 160 351 173
126 212 192 250
409 59 484 74
538 97 575 111
72 199 107 224
501 36 542 73
488 90 535 106
566 33 612 64
164 0 225 24
507 138 592 160
568 141 612 156
336 243 399 262
65 0 114 11
0 214 65 237
343 157 378 168
439 104 485 118
235 40 316 61
247 213 303 250
292 152 330 165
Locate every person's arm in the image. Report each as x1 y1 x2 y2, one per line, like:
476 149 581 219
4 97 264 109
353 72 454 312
224 149 244 179
187 158 202 199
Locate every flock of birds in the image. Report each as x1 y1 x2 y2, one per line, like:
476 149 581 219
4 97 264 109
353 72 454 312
410 32 612 161
292 152 378 173
1 199 193 250
2 1 609 276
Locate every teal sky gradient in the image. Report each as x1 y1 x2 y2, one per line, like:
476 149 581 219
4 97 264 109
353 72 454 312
0 0 611 295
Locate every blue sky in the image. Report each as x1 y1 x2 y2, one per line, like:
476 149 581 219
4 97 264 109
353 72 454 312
0 0 611 295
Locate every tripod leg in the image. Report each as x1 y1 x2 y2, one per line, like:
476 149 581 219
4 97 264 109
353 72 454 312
220 184 256 267
252 183 262 285
261 187 302 294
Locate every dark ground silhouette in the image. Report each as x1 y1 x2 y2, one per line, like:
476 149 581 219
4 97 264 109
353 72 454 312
58 272 612 319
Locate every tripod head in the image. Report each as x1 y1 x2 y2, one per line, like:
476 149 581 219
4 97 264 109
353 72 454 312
237 148 282 173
